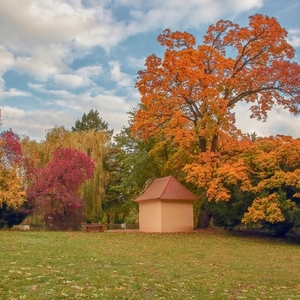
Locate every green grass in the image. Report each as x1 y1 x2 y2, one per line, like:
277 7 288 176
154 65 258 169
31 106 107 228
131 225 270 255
0 229 300 300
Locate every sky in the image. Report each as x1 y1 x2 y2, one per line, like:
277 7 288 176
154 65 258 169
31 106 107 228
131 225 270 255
0 0 299 142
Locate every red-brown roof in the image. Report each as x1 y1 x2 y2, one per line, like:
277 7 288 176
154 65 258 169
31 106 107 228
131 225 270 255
134 176 198 202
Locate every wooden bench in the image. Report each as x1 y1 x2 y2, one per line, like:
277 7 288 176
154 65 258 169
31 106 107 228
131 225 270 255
85 224 104 232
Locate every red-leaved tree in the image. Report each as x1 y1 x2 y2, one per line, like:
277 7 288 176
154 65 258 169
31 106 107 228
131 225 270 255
27 147 95 230
0 129 22 167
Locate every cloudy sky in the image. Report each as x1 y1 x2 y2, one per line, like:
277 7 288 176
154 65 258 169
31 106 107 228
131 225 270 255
0 0 299 141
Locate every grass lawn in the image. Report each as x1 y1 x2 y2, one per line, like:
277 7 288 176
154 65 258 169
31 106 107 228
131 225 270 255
0 229 300 300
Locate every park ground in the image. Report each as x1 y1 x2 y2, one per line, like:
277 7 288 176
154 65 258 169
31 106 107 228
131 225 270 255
0 228 300 299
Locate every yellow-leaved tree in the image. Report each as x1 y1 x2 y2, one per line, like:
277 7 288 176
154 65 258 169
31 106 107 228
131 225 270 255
0 129 27 228
240 135 300 236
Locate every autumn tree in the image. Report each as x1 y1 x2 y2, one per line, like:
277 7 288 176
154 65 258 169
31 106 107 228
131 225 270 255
0 129 22 167
0 130 27 228
239 135 300 236
132 14 300 228
27 147 95 230
24 124 112 223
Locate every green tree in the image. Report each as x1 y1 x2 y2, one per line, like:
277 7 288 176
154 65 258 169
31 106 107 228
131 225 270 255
103 126 164 224
72 109 113 136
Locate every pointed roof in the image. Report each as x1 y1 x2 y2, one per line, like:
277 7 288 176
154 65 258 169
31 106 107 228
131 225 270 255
135 176 198 202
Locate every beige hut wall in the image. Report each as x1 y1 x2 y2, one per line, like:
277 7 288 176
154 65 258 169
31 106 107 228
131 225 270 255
138 200 162 232
161 200 194 232
138 199 194 233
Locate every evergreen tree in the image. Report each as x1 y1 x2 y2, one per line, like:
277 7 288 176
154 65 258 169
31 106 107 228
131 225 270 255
72 109 113 136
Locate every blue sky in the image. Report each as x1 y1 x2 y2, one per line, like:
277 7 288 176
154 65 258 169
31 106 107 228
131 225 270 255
0 0 299 141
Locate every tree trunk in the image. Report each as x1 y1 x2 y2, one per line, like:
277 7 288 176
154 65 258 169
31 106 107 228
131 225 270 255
196 206 212 228
199 137 207 153
196 190 212 228
210 134 218 152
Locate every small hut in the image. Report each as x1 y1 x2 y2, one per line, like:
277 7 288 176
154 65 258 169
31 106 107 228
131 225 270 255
134 176 198 232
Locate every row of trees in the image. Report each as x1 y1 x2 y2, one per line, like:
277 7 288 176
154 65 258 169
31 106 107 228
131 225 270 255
0 125 97 230
1 14 300 236
0 109 147 230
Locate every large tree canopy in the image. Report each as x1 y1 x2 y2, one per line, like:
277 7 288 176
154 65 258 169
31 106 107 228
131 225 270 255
133 14 300 154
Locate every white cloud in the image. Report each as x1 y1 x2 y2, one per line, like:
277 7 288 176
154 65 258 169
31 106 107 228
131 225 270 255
0 1 94 51
27 83 45 91
0 46 15 99
4 88 31 98
0 78 5 98
234 102 300 138
0 106 74 141
76 65 103 78
127 56 146 70
228 0 263 12
0 98 129 141
53 90 131 113
74 22 126 50
28 64 103 90
28 83 73 98
0 46 14 74
4 88 132 139
53 74 92 88
108 61 133 88
14 46 70 81
288 29 300 48
126 0 264 34
0 0 127 89
0 0 128 53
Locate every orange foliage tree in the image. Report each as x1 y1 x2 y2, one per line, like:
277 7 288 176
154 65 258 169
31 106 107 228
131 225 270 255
132 14 300 228
240 135 300 235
